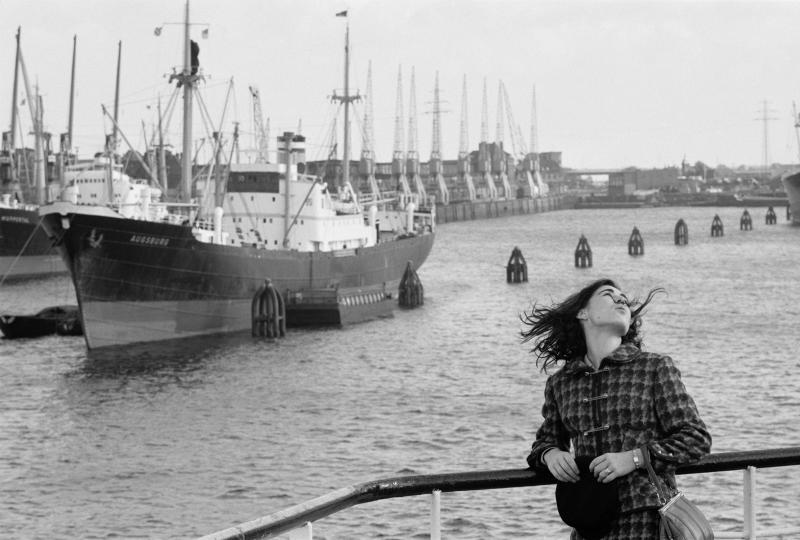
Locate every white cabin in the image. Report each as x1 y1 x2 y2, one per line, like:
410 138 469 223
218 162 377 252
60 155 164 220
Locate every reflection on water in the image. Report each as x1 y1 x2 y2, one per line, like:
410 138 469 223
1 207 799 539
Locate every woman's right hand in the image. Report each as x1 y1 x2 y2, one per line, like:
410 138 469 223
543 449 580 483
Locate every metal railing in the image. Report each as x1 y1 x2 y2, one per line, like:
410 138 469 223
199 447 800 540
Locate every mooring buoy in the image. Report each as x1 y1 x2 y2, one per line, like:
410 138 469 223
711 214 724 237
674 219 688 245
766 206 777 225
628 226 644 256
506 246 528 283
398 261 424 308
740 210 752 231
574 235 592 268
252 279 286 338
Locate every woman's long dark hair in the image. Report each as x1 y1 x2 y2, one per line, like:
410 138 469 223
520 278 664 372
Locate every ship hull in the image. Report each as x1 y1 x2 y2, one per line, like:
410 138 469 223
783 171 800 225
40 208 434 349
0 207 65 280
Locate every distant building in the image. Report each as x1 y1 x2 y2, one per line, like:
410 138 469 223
608 168 638 199
608 167 679 199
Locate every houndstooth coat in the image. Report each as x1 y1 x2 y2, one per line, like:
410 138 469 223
527 342 712 514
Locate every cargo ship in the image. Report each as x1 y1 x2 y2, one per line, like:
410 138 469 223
0 198 62 281
38 3 435 351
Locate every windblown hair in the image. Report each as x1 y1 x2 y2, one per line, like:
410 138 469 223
520 278 664 372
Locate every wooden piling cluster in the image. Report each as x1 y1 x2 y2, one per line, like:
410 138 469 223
740 210 752 231
398 261 424 308
500 207 789 275
711 214 724 237
766 206 777 225
252 279 286 338
674 219 689 245
628 226 644 256
574 235 592 268
506 246 528 283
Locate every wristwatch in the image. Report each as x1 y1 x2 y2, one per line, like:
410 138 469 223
632 449 641 469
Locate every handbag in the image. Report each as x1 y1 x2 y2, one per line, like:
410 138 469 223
641 448 714 540
555 456 619 539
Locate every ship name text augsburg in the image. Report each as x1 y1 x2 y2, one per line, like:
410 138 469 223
129 234 169 246
0 215 30 223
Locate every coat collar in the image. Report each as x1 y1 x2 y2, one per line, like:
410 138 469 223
561 342 641 375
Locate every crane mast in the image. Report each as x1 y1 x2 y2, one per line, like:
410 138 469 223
249 86 270 163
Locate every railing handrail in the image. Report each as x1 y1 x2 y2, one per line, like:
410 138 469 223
199 446 800 540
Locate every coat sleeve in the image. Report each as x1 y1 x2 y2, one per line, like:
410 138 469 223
527 375 570 470
647 356 712 472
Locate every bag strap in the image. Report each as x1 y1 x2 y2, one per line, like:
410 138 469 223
640 446 670 504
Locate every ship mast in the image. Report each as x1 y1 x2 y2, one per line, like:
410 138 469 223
332 11 359 190
181 0 193 202
67 35 76 157
8 28 21 185
57 35 77 190
17 37 46 205
342 21 351 189
112 40 121 156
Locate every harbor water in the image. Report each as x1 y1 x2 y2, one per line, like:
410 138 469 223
1 206 799 539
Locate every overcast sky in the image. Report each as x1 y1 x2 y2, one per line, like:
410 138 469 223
3 0 800 170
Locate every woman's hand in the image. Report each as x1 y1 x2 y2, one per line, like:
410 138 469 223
543 449 580 483
590 451 636 483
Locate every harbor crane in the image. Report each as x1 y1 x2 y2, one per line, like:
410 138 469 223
429 72 449 205
358 61 380 200
499 80 539 197
493 81 512 198
391 66 412 197
478 78 498 199
406 67 427 202
249 86 269 163
457 75 477 201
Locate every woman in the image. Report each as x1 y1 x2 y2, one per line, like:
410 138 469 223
522 278 711 539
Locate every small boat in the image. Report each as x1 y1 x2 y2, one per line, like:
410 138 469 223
0 305 82 339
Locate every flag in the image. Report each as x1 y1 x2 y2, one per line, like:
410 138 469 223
336 10 348 17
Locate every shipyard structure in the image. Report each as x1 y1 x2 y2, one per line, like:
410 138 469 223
301 70 564 224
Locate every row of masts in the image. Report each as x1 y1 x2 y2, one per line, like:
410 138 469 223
1 28 136 206
4 5 544 209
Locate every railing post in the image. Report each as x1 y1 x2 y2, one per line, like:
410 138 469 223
430 489 441 540
743 466 756 540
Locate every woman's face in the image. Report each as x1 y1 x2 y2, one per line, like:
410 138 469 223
581 284 632 336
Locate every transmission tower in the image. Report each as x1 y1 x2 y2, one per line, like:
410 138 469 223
757 99 777 177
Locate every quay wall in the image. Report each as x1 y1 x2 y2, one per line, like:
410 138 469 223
434 195 564 225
